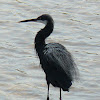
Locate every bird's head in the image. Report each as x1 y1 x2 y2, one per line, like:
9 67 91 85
19 14 54 25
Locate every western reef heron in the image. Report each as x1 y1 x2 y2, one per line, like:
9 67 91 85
19 14 79 100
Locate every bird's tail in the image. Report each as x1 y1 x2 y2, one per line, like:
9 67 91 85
58 79 72 92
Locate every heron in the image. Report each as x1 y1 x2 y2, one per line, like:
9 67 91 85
19 14 79 100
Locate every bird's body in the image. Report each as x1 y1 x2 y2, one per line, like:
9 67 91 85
40 43 72 91
36 42 73 91
19 14 79 100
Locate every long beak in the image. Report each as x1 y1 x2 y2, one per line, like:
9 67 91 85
18 18 37 23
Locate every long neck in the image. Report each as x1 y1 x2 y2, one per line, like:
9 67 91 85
35 21 54 52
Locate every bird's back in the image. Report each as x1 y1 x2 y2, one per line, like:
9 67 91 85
39 43 78 91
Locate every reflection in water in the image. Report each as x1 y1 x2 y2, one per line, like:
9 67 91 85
0 0 100 100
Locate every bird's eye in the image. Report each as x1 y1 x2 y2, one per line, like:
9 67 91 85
38 17 41 20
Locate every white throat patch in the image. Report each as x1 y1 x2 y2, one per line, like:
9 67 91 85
37 20 48 25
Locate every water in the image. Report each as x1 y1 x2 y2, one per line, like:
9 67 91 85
0 0 100 100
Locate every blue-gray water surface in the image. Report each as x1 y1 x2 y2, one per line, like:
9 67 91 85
0 0 100 100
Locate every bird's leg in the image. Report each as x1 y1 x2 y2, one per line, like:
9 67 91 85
47 82 50 100
60 88 62 100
